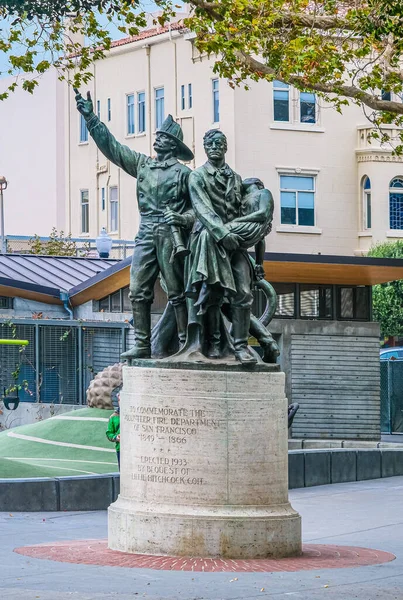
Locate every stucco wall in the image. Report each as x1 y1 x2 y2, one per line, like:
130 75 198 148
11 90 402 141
0 69 65 236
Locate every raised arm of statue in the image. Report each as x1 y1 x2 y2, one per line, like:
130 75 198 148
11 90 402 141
188 171 230 242
74 88 143 179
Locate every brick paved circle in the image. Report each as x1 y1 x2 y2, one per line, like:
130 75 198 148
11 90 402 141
14 540 395 572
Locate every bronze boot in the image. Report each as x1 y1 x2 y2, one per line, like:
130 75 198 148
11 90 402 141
121 302 151 359
173 302 188 349
231 307 257 365
206 304 221 358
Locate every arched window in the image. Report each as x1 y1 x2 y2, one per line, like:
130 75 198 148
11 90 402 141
362 176 371 230
389 177 403 229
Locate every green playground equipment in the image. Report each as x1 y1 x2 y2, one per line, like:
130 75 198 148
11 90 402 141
0 339 29 409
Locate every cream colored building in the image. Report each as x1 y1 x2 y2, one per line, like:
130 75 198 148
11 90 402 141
0 69 66 236
65 22 403 257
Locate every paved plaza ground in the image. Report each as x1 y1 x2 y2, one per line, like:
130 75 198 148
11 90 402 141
1 476 403 600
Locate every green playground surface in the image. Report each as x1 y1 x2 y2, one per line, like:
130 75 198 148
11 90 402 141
0 407 119 478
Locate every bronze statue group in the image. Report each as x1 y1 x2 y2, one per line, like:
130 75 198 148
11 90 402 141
75 88 279 367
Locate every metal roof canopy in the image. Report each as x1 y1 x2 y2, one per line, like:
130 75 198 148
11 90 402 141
1 253 403 306
263 253 403 285
68 252 403 307
0 254 119 301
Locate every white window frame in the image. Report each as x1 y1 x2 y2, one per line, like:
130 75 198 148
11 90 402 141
389 176 403 231
126 93 135 136
188 83 193 109
271 82 322 131
101 187 105 212
80 189 89 234
362 176 372 231
79 114 88 144
181 84 185 110
155 87 165 130
96 99 101 119
137 91 146 134
275 167 322 234
273 80 290 123
212 78 219 123
107 98 111 121
109 186 119 233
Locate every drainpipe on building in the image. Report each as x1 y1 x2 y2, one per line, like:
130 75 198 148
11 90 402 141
60 291 74 319
168 24 178 117
144 45 152 156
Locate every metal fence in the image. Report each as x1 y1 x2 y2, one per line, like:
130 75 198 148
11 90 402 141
4 235 135 260
0 320 130 405
380 360 403 433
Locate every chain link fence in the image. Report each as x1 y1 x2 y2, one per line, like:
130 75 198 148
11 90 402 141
380 360 403 433
0 320 128 405
5 236 135 260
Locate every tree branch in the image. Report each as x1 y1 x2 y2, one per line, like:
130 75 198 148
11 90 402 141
189 0 353 30
235 50 403 115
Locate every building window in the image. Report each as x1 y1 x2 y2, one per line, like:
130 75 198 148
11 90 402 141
272 283 296 318
101 187 105 211
127 94 135 135
81 190 89 234
300 284 332 319
280 175 315 226
109 186 118 232
300 92 316 123
188 83 193 109
97 286 132 312
107 98 111 121
137 92 146 133
79 114 88 143
337 286 370 321
96 100 101 119
212 79 219 123
181 84 185 110
0 296 13 309
382 90 392 101
389 177 403 229
273 80 290 122
273 82 317 125
362 176 371 229
155 87 164 129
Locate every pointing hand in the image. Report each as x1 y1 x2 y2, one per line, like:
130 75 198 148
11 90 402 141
73 87 94 118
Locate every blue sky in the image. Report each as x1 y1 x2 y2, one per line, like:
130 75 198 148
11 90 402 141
0 4 166 78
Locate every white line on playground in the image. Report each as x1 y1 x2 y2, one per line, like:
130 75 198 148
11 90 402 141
2 458 98 475
4 457 116 465
7 431 116 452
52 416 110 423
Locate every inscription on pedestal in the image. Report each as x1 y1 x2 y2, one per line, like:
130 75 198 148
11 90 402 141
125 403 225 491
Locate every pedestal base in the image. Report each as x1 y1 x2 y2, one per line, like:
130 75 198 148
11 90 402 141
109 501 301 558
108 365 301 559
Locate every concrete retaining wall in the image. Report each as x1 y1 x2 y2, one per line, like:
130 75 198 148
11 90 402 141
0 402 80 430
2 449 403 511
288 449 403 489
0 473 120 512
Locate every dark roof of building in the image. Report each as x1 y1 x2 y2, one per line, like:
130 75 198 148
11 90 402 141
68 251 403 307
0 254 119 299
4 251 403 307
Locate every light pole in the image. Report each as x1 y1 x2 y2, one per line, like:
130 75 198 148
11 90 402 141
0 176 8 254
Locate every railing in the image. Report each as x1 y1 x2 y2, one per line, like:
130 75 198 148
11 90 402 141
357 124 402 152
4 235 135 259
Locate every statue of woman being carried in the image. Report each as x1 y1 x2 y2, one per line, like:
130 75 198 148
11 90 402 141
176 129 279 366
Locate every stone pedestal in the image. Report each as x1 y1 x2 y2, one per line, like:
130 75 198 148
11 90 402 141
108 365 301 558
